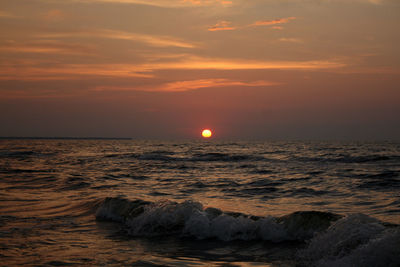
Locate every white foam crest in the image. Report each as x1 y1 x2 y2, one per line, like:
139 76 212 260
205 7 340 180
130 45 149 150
280 211 337 240
299 213 395 266
97 198 345 242
257 217 288 241
126 200 203 236
125 201 291 241
182 211 289 241
319 228 400 267
182 211 211 238
183 213 289 241
209 215 257 241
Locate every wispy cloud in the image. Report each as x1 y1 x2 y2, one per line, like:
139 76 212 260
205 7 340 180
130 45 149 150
148 56 345 70
46 0 387 7
367 0 383 4
67 0 232 7
251 17 296 27
152 79 277 91
98 29 197 48
0 88 80 99
0 41 95 55
0 63 153 81
208 21 236 31
279 38 304 43
0 56 346 82
38 29 197 48
93 79 278 92
183 0 232 6
209 17 296 32
42 9 65 21
0 10 18 18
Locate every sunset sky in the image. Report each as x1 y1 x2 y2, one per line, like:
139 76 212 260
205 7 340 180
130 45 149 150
1 0 399 139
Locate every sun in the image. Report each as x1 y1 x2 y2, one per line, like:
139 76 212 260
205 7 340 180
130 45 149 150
201 129 212 138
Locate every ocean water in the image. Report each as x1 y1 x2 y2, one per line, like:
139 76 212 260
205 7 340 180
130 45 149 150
0 139 399 266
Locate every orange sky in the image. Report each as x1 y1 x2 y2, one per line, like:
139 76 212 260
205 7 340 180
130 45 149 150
0 0 399 139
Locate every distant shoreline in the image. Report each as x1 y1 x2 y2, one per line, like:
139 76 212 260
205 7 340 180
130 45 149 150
0 137 132 140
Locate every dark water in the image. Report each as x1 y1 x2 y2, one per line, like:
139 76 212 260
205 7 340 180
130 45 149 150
0 140 399 266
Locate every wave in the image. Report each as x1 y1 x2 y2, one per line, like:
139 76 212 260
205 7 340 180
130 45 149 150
96 197 400 266
189 152 264 162
0 149 57 159
0 168 55 174
0 150 37 158
128 151 265 162
295 154 399 164
298 213 400 267
130 151 400 164
356 171 400 189
358 178 400 189
96 197 342 242
336 155 397 163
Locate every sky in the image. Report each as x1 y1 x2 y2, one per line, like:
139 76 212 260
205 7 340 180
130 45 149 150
0 0 399 139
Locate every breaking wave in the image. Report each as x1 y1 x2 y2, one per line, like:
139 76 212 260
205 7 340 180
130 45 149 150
299 213 400 267
96 198 341 242
96 197 400 266
96 197 342 242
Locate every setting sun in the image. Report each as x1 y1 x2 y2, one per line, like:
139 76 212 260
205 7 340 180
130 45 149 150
201 129 212 138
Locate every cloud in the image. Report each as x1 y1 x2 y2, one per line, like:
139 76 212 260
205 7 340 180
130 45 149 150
279 38 304 43
153 79 278 91
209 16 296 32
38 29 197 48
42 10 65 21
0 41 95 55
147 56 346 70
208 21 236 31
251 17 296 27
0 55 345 82
183 0 232 6
97 30 197 48
366 0 383 4
66 0 232 7
0 63 153 81
0 10 18 18
93 79 279 92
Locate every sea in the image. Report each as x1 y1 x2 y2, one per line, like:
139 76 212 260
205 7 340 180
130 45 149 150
0 139 399 267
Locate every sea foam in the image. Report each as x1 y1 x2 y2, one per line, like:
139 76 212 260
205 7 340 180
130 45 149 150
96 197 340 242
299 213 400 267
96 197 400 266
